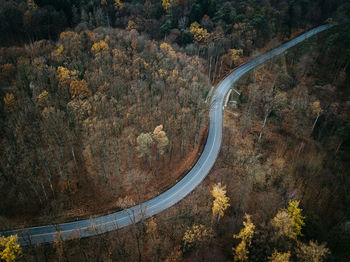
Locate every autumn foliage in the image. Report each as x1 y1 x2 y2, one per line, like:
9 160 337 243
285 200 305 238
233 214 255 262
36 90 49 108
3 93 15 112
69 80 91 99
268 250 291 262
0 1 348 260
0 235 22 262
190 22 211 44
91 40 109 53
0 27 208 227
210 182 230 220
152 125 169 155
183 224 213 249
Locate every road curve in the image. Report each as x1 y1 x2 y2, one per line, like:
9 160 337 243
2 24 332 246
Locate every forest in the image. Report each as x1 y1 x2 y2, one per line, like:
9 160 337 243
0 0 350 261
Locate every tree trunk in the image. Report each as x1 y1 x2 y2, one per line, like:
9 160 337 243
116 145 123 189
71 145 79 177
242 96 254 137
208 56 212 85
218 59 223 79
312 114 320 133
258 110 270 143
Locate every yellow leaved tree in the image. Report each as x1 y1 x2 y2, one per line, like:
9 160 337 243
268 250 291 262
285 200 305 237
223 49 244 68
3 93 15 112
160 42 176 57
152 125 169 155
190 22 211 44
271 200 305 240
311 101 323 117
233 214 255 262
114 0 123 9
57 66 79 88
69 80 91 99
211 182 230 221
145 217 157 237
271 210 297 240
0 235 22 262
161 0 171 11
36 90 49 108
91 40 109 53
183 224 213 249
54 44 64 58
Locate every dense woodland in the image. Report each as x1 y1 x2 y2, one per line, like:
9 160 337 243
1 0 350 74
0 26 210 226
19 24 350 262
0 0 350 261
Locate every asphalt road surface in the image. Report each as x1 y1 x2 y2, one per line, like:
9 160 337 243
2 24 332 246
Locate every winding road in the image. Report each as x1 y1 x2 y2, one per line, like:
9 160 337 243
2 24 332 246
